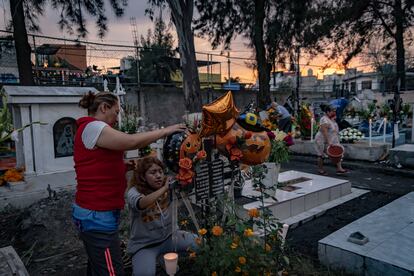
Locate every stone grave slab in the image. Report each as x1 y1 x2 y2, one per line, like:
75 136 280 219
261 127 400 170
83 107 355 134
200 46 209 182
389 144 414 168
318 192 414 275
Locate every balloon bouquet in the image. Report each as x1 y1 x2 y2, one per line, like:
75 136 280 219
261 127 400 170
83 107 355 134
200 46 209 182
163 91 272 185
162 92 273 265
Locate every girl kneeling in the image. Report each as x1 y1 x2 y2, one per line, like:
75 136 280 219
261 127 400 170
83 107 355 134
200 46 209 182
127 156 196 276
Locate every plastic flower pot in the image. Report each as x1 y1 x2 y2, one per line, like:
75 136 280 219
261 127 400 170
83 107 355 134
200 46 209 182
327 144 344 165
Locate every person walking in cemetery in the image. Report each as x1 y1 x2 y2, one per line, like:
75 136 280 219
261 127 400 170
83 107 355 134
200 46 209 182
126 156 196 276
314 104 348 176
271 101 292 133
73 91 185 276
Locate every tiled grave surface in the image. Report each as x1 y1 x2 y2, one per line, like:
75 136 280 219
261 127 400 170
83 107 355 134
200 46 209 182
242 170 351 220
319 192 414 275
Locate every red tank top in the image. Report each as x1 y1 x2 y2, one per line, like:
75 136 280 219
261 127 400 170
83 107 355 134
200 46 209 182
74 117 126 210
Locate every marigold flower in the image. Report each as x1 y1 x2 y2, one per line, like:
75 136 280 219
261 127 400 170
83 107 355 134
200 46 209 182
243 228 254 237
4 169 24 182
211 225 223 236
198 228 207 236
196 150 207 160
238 256 246 265
189 251 196 258
176 168 194 185
248 208 259 218
211 272 217 276
230 242 238 249
235 266 242 273
265 243 272 252
180 220 188 226
178 157 193 170
230 147 243 161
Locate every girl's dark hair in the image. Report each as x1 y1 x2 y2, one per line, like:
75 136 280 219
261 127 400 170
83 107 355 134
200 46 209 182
128 156 166 194
78 91 118 115
320 103 335 114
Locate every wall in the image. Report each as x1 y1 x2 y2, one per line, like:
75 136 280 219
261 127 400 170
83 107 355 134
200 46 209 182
124 86 332 126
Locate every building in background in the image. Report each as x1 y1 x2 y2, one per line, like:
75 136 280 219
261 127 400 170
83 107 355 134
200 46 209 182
0 36 19 84
33 44 87 85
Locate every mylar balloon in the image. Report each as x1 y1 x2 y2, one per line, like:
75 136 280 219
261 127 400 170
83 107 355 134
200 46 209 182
200 91 239 137
163 131 202 173
216 122 271 165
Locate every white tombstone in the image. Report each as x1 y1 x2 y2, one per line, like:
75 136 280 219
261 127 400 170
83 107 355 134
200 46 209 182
2 86 99 176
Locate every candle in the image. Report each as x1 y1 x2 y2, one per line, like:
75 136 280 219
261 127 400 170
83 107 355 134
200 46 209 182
164 253 178 275
383 117 387 143
369 118 372 147
311 117 314 141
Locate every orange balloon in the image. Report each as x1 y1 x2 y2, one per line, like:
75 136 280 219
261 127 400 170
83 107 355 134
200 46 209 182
216 122 271 165
200 91 239 137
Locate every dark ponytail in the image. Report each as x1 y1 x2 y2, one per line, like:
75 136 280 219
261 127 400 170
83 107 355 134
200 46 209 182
320 103 335 114
78 91 118 115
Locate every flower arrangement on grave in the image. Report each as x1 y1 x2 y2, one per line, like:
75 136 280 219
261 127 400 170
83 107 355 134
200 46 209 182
0 168 24 186
297 103 314 138
339 128 364 144
262 107 279 131
187 166 289 275
267 130 293 164
119 105 142 134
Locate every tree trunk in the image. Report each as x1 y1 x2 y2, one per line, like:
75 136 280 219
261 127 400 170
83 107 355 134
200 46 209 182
9 0 34 85
167 0 202 113
253 0 271 110
394 0 405 93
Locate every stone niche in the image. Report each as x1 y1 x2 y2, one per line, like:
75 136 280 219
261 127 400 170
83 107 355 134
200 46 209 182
2 86 98 175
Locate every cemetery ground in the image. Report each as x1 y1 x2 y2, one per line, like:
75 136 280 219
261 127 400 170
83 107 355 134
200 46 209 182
1 156 413 275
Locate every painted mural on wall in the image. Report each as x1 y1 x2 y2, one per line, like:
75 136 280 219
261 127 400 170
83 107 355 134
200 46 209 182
53 117 77 158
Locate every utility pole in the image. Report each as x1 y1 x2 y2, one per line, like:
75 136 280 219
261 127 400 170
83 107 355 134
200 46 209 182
130 17 144 123
227 52 231 86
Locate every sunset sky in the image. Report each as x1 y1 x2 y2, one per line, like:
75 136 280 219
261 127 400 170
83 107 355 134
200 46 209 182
0 1 365 83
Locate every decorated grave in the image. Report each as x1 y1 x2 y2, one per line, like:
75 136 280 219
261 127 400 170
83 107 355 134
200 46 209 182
158 91 368 275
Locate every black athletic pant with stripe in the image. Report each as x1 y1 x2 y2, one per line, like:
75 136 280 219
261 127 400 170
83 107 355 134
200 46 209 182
80 230 125 276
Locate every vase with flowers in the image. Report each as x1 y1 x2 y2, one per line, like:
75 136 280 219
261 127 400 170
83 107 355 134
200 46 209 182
263 130 294 191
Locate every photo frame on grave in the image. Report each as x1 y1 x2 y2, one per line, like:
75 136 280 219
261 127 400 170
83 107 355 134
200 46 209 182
53 117 77 158
194 159 225 202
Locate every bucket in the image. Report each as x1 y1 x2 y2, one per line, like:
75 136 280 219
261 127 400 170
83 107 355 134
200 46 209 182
327 144 344 164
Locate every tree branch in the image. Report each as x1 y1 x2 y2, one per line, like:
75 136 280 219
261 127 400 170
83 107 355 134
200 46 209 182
370 3 395 38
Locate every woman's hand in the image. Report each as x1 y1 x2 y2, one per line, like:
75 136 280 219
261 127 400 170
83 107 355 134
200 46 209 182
163 124 186 137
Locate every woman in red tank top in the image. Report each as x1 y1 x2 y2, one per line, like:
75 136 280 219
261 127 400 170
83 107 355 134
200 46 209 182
73 91 185 276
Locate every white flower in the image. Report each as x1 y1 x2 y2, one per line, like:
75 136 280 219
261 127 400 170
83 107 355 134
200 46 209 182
11 130 19 142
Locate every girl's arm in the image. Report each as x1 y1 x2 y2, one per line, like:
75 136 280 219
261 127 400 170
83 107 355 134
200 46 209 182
138 182 169 210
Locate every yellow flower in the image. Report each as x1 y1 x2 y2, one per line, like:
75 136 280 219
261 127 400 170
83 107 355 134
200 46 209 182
243 228 254 237
230 242 238 249
248 208 260 218
180 220 188 226
238 256 246 265
198 228 207 236
235 266 242 273
212 225 223 236
189 251 196 258
211 272 217 276
265 243 272 252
